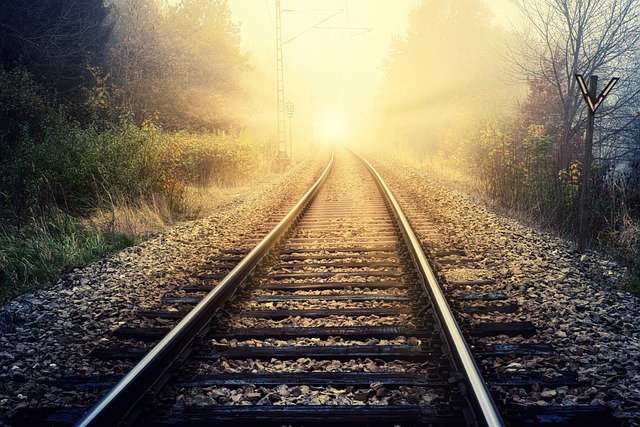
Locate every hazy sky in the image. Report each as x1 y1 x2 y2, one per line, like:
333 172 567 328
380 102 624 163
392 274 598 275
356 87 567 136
229 0 520 144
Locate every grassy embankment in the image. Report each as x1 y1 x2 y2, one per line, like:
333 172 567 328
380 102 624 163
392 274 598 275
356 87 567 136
389 151 640 296
0 116 278 304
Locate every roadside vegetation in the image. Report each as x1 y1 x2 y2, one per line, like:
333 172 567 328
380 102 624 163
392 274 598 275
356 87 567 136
0 68 276 303
0 0 279 304
374 0 640 294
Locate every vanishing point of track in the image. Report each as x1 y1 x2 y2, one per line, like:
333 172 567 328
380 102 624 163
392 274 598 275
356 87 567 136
66 148 501 427
8 149 626 426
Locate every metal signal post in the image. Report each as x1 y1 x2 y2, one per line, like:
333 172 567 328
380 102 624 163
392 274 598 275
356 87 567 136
575 74 619 253
286 100 294 159
276 0 287 160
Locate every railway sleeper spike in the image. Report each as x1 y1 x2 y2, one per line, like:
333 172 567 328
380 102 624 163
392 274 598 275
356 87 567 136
192 325 211 346
419 341 440 354
210 317 229 332
414 303 433 317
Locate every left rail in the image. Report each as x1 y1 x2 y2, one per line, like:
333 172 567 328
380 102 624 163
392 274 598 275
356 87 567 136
75 151 334 427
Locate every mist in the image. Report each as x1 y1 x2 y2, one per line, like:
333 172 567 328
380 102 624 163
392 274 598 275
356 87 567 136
231 0 524 160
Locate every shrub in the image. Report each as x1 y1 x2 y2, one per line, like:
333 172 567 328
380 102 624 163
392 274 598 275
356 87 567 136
5 114 150 215
174 129 268 186
0 67 51 153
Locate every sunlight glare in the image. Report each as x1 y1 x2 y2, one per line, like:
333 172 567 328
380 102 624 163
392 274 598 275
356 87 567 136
320 112 348 141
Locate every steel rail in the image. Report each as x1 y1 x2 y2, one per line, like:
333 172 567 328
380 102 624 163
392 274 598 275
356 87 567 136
353 150 505 427
75 150 335 427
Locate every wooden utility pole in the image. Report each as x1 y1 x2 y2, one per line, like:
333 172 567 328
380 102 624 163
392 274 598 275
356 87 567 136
577 76 597 253
575 74 619 253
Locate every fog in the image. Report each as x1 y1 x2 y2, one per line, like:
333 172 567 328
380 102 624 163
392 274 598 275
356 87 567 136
230 0 523 158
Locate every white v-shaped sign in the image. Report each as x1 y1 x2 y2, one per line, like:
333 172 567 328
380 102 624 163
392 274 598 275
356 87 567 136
575 74 619 113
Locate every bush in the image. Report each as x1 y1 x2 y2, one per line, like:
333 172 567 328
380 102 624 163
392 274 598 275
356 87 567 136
5 114 150 215
0 80 274 301
173 129 269 186
3 112 272 221
462 119 640 294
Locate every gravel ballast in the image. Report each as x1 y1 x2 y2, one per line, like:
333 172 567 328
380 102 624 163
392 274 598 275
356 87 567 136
371 155 640 426
0 153 328 423
1 148 639 425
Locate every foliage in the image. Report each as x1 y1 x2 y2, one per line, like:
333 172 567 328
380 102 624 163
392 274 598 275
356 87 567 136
0 68 51 161
0 210 134 304
466 113 640 293
5 115 146 217
597 208 640 295
170 129 269 186
472 119 581 230
510 0 640 169
1 113 271 221
0 0 112 96
1 0 250 131
106 0 250 130
375 0 512 151
0 0 267 304
0 111 273 302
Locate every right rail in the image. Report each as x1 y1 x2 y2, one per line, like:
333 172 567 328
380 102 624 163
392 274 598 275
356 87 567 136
354 150 504 427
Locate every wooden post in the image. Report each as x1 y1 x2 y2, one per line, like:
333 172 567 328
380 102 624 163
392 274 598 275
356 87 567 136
574 73 618 253
577 75 597 253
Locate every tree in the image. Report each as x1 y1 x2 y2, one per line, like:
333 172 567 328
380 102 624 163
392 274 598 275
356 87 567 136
105 0 166 118
509 0 640 168
159 0 250 129
105 0 250 130
375 0 511 156
0 0 112 96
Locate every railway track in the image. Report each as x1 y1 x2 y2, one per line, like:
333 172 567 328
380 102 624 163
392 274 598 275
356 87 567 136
12 148 620 426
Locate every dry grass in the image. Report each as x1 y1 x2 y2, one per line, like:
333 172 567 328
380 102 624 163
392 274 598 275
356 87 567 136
87 195 175 241
605 214 640 294
181 185 248 219
427 160 483 195
87 169 282 241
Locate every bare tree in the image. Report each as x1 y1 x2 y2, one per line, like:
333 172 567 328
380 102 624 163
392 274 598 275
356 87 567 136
106 0 166 116
0 0 111 93
509 0 640 167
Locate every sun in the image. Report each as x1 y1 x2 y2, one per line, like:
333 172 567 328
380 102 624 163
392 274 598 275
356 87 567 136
320 111 348 141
